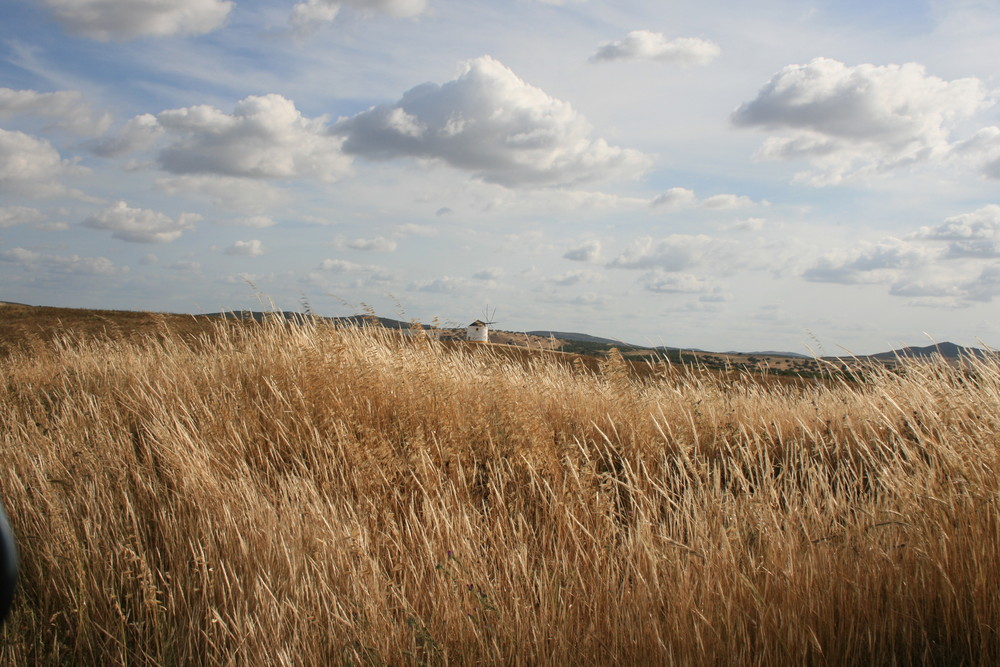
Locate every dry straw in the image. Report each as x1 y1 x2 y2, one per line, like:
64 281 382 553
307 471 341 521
0 316 997 664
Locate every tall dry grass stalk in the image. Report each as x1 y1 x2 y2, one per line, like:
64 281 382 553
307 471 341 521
0 317 997 664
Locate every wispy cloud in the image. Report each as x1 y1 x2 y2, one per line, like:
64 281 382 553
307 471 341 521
39 0 233 41
223 239 265 256
82 201 201 243
1 87 111 135
290 0 428 34
591 30 720 65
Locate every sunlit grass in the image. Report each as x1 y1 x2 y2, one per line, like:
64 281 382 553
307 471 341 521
0 316 997 664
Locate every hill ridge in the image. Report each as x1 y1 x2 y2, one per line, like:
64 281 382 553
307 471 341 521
2 302 995 360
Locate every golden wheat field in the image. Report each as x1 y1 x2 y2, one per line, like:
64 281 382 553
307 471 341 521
0 314 998 665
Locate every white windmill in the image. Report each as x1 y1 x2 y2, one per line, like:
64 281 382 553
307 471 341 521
466 305 497 342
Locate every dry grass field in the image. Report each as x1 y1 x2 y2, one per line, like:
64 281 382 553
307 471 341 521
0 302 221 359
0 310 998 664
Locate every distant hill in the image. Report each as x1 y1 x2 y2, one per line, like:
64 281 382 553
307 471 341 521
735 350 812 359
200 311 430 330
0 303 217 357
865 341 992 362
200 310 311 323
4 303 995 363
526 330 638 347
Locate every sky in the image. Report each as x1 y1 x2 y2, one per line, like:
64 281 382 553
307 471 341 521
2 0 1000 354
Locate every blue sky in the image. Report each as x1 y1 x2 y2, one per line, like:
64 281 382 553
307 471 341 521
2 0 1000 354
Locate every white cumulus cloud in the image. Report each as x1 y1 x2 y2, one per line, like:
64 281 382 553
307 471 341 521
608 234 718 271
82 200 201 243
411 275 474 293
912 205 1000 258
0 129 83 197
473 267 503 281
152 94 352 182
803 238 932 284
547 269 603 286
0 247 125 275
394 223 437 237
155 175 288 212
608 236 739 299
640 270 727 299
800 207 1000 305
224 239 264 256
318 259 362 272
40 0 233 42
650 187 697 209
953 126 1000 179
0 88 111 136
232 215 277 228
732 58 993 185
90 114 163 157
164 260 202 272
914 204 1000 240
335 55 651 187
650 187 757 211
0 206 46 229
563 239 602 262
964 264 1000 302
590 30 720 65
332 236 398 252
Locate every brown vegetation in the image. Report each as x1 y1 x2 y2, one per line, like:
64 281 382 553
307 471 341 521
0 303 218 359
0 314 998 664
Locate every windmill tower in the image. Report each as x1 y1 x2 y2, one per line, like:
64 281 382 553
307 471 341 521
466 306 496 342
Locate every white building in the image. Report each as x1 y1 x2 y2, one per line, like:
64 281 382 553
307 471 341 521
466 320 489 342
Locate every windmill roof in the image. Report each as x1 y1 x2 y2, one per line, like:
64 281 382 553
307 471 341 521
469 320 488 327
